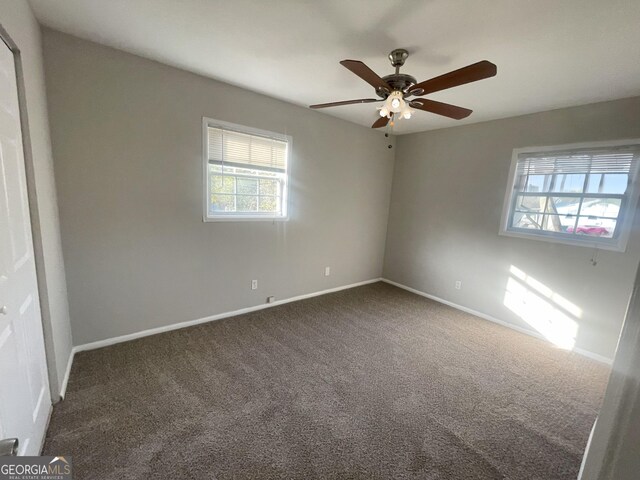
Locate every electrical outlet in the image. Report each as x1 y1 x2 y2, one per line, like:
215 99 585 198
251 279 258 290
455 280 462 290
325 266 331 276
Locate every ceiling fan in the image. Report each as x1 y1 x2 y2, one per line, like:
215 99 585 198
310 49 497 129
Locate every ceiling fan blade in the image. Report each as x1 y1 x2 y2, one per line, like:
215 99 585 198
340 60 391 92
309 98 381 109
372 116 390 129
410 99 472 120
409 60 497 95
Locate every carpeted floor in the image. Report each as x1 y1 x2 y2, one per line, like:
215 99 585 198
44 282 609 479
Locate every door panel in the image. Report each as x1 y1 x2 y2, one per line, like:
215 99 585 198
3 135 31 269
0 39 51 456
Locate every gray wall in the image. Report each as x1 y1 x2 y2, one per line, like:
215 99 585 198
0 0 73 399
42 30 395 346
384 97 640 360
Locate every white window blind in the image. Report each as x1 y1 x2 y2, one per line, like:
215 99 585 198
208 127 288 173
515 147 639 177
501 141 640 251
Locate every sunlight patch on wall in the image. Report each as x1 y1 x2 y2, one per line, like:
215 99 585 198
504 265 580 350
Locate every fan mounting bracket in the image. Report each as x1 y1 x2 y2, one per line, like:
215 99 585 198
388 49 409 68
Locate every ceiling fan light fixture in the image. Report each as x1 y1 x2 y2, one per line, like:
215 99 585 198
309 51 496 129
387 91 405 113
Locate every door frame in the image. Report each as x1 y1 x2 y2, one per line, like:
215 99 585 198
0 22 60 404
578 229 640 478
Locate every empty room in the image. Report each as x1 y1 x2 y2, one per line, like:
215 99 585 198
1 0 640 479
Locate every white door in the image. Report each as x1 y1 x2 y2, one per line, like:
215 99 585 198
0 39 51 455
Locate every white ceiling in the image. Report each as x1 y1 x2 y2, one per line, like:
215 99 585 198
28 0 640 135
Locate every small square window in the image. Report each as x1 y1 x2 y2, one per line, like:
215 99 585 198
203 118 291 221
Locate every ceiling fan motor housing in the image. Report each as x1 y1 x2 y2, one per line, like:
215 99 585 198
378 73 418 98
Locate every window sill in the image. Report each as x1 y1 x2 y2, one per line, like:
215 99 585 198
203 215 289 223
499 228 626 252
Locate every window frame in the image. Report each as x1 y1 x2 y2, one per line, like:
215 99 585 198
202 117 292 222
499 139 640 252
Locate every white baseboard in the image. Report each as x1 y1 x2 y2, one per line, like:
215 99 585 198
381 278 613 365
62 275 610 397
74 278 383 354
59 347 76 399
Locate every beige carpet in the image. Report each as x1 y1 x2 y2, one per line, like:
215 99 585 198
44 282 609 479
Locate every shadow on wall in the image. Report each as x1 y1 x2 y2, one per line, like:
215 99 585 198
504 265 581 350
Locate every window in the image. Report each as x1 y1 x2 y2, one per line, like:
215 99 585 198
203 118 291 221
500 140 640 251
